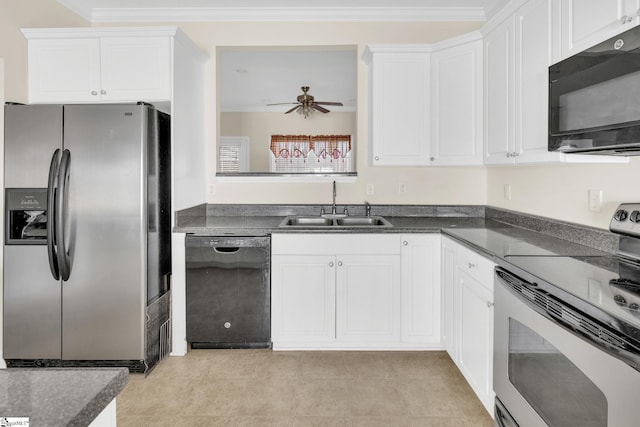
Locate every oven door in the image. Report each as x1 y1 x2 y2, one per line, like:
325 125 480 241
494 269 640 427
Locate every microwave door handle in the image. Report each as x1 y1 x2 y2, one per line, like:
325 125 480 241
56 149 71 281
46 149 61 280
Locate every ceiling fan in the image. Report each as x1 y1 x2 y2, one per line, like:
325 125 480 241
268 86 343 118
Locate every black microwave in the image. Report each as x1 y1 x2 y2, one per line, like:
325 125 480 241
549 25 640 155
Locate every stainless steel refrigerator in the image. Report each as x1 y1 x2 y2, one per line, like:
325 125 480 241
3 103 171 373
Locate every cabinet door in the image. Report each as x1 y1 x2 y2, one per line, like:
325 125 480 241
483 18 515 165
28 38 101 103
370 52 430 166
100 37 171 102
559 0 639 61
401 234 441 344
514 0 561 163
441 237 457 359
457 268 495 414
336 254 401 343
271 255 336 344
431 40 483 166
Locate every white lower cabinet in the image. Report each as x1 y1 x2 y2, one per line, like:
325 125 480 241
271 255 336 343
441 235 495 416
271 233 440 350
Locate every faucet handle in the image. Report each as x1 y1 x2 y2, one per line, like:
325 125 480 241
343 207 349 216
320 207 326 215
364 201 371 217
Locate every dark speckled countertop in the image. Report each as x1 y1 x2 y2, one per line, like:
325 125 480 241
0 368 128 427
174 204 618 256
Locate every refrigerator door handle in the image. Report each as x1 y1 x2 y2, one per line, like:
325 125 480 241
56 149 72 281
46 149 61 280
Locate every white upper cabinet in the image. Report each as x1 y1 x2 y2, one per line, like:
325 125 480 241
24 29 172 103
365 46 431 166
555 0 640 62
430 34 484 166
483 17 514 165
365 36 483 167
483 0 628 165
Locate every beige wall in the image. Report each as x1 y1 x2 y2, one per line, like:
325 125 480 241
487 159 640 230
221 111 357 172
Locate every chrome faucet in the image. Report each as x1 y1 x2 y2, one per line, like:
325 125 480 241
364 201 371 217
331 180 337 215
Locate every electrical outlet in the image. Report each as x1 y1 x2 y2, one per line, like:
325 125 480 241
588 189 603 212
503 184 512 201
366 184 374 195
398 183 407 193
207 184 216 196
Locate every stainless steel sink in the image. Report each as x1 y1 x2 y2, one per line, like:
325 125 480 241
279 215 392 228
281 217 334 227
335 216 392 227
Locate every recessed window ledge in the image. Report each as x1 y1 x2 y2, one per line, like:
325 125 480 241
215 172 357 183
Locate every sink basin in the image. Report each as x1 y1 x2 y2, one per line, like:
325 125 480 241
281 217 334 226
335 216 392 227
279 215 392 228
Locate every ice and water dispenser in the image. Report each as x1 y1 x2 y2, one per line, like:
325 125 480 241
5 188 48 245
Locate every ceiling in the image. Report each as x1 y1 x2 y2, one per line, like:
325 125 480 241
219 48 357 113
56 0 508 22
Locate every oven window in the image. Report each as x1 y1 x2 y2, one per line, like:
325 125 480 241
508 319 607 426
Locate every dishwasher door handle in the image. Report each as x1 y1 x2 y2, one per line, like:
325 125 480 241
213 247 241 254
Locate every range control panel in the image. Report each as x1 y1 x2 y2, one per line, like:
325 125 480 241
610 203 640 237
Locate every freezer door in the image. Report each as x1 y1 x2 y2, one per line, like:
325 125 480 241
61 104 147 360
4 246 62 359
4 104 62 187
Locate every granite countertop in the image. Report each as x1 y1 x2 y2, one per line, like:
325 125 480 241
173 204 618 255
174 214 493 235
0 368 128 427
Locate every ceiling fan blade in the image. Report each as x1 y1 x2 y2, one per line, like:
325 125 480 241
315 102 344 106
267 102 299 106
312 104 330 113
285 105 300 114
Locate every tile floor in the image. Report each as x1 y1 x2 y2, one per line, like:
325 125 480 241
116 350 493 427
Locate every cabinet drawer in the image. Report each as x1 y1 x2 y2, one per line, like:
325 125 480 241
456 243 495 291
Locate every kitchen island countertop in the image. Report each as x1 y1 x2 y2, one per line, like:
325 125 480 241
0 368 128 427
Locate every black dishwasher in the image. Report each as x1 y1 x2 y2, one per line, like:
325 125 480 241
186 235 271 349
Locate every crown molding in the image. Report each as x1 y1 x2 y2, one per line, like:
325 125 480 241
57 1 486 22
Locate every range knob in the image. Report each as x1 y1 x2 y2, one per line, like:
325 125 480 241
614 294 627 306
614 209 629 221
630 210 640 223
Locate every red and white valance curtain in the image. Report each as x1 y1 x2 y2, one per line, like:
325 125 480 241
270 135 353 172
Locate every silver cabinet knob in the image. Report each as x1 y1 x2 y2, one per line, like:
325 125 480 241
91 90 98 96
403 241 408 246
338 261 343 267
487 301 494 308
100 89 107 95
468 262 476 269
329 261 334 267
430 157 435 161
224 322 231 329
374 156 380 161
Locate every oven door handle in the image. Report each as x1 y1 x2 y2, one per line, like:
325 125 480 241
496 266 640 372
495 398 519 427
